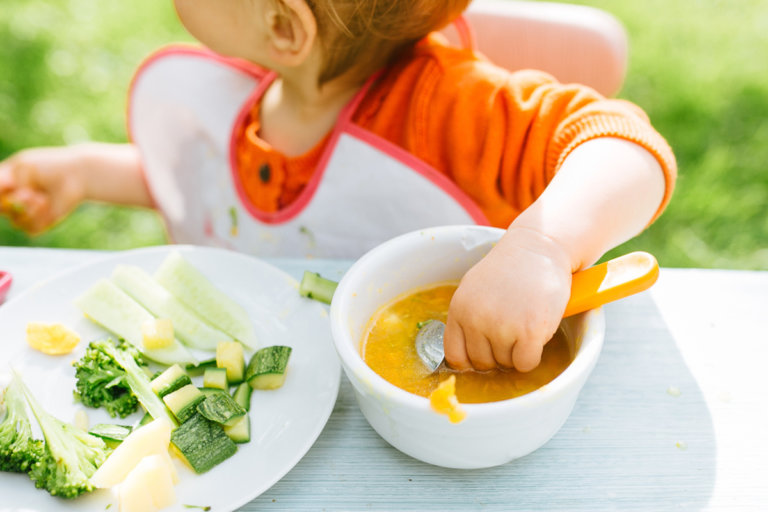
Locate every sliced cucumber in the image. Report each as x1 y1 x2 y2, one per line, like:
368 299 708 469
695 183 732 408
232 382 252 412
170 412 237 474
151 364 192 398
299 271 338 304
203 367 228 391
75 279 197 365
223 414 250 444
89 423 133 443
246 345 292 390
216 341 245 384
112 264 232 350
185 358 217 376
163 384 205 424
154 252 257 349
196 392 246 427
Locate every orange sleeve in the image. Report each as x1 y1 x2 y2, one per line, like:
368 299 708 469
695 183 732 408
355 37 677 228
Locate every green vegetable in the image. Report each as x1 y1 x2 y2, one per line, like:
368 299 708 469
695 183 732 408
88 424 133 444
0 376 43 473
170 413 237 474
14 373 111 499
298 271 337 305
76 338 178 427
151 364 192 398
75 279 197 365
73 338 145 418
163 384 205 424
111 264 232 350
196 393 245 427
223 415 250 444
203 367 228 391
232 382 252 412
246 346 292 390
154 251 257 349
216 341 245 384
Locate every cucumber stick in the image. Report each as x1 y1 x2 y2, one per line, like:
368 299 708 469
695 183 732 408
154 252 257 349
75 279 197 365
111 265 233 350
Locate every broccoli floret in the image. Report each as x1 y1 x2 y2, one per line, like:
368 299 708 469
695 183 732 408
0 377 43 473
82 338 178 427
14 373 110 498
73 338 145 418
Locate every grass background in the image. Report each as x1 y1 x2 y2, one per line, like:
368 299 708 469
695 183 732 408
1 0 767 269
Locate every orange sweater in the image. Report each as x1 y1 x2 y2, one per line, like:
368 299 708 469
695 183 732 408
235 35 676 228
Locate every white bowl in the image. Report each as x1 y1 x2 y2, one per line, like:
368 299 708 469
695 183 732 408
329 225 605 469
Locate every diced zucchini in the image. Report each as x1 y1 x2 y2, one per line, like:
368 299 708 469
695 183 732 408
185 358 217 376
112 264 233 350
298 271 338 305
196 392 246 427
151 364 192 398
216 341 245 384
203 367 228 390
163 384 205 423
232 382 252 412
170 413 237 474
198 387 228 397
223 415 250 444
89 423 133 443
137 411 153 427
154 252 257 349
75 279 197 365
246 345 292 390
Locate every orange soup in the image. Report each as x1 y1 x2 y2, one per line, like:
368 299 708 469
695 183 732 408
362 284 574 403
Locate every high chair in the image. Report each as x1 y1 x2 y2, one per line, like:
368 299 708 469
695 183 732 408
442 0 628 97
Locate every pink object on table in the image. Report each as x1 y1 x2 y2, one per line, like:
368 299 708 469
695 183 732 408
0 271 11 304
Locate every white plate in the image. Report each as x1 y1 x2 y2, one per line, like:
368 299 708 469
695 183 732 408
0 245 340 511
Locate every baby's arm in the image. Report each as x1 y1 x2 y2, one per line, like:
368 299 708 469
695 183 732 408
443 137 665 371
0 143 151 234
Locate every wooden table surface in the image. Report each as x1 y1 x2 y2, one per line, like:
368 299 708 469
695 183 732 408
1 246 766 511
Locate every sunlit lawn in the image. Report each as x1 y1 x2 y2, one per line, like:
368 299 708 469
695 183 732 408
1 0 767 269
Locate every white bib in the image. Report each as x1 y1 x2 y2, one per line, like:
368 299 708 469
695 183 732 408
129 47 488 258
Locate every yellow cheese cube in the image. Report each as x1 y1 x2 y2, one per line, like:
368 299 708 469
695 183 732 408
142 318 174 350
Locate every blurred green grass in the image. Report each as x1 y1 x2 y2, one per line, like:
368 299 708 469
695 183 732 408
1 0 767 268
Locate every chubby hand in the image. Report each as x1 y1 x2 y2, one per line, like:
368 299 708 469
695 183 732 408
0 147 86 234
443 227 573 372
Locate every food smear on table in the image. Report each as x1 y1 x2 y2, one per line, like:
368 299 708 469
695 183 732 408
25 322 81 355
362 284 573 403
1 252 294 509
428 375 466 423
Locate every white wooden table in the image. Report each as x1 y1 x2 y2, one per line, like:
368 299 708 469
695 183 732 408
1 247 766 511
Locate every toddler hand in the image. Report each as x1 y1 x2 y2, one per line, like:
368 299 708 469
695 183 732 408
443 227 573 372
0 147 86 234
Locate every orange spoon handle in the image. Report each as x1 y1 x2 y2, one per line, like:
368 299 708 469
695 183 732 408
563 251 659 317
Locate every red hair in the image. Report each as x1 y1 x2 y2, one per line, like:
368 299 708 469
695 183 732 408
306 0 471 85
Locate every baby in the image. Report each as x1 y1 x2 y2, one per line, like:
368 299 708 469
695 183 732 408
0 0 676 372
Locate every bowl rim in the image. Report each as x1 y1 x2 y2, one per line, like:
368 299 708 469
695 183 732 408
329 225 606 419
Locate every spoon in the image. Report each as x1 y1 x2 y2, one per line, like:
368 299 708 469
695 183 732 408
415 251 659 372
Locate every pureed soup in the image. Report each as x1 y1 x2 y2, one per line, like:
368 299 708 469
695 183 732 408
362 283 574 403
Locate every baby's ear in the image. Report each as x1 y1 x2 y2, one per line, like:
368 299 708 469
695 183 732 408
266 0 317 65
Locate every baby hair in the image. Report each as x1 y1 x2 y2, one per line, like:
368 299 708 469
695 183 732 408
305 0 472 84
